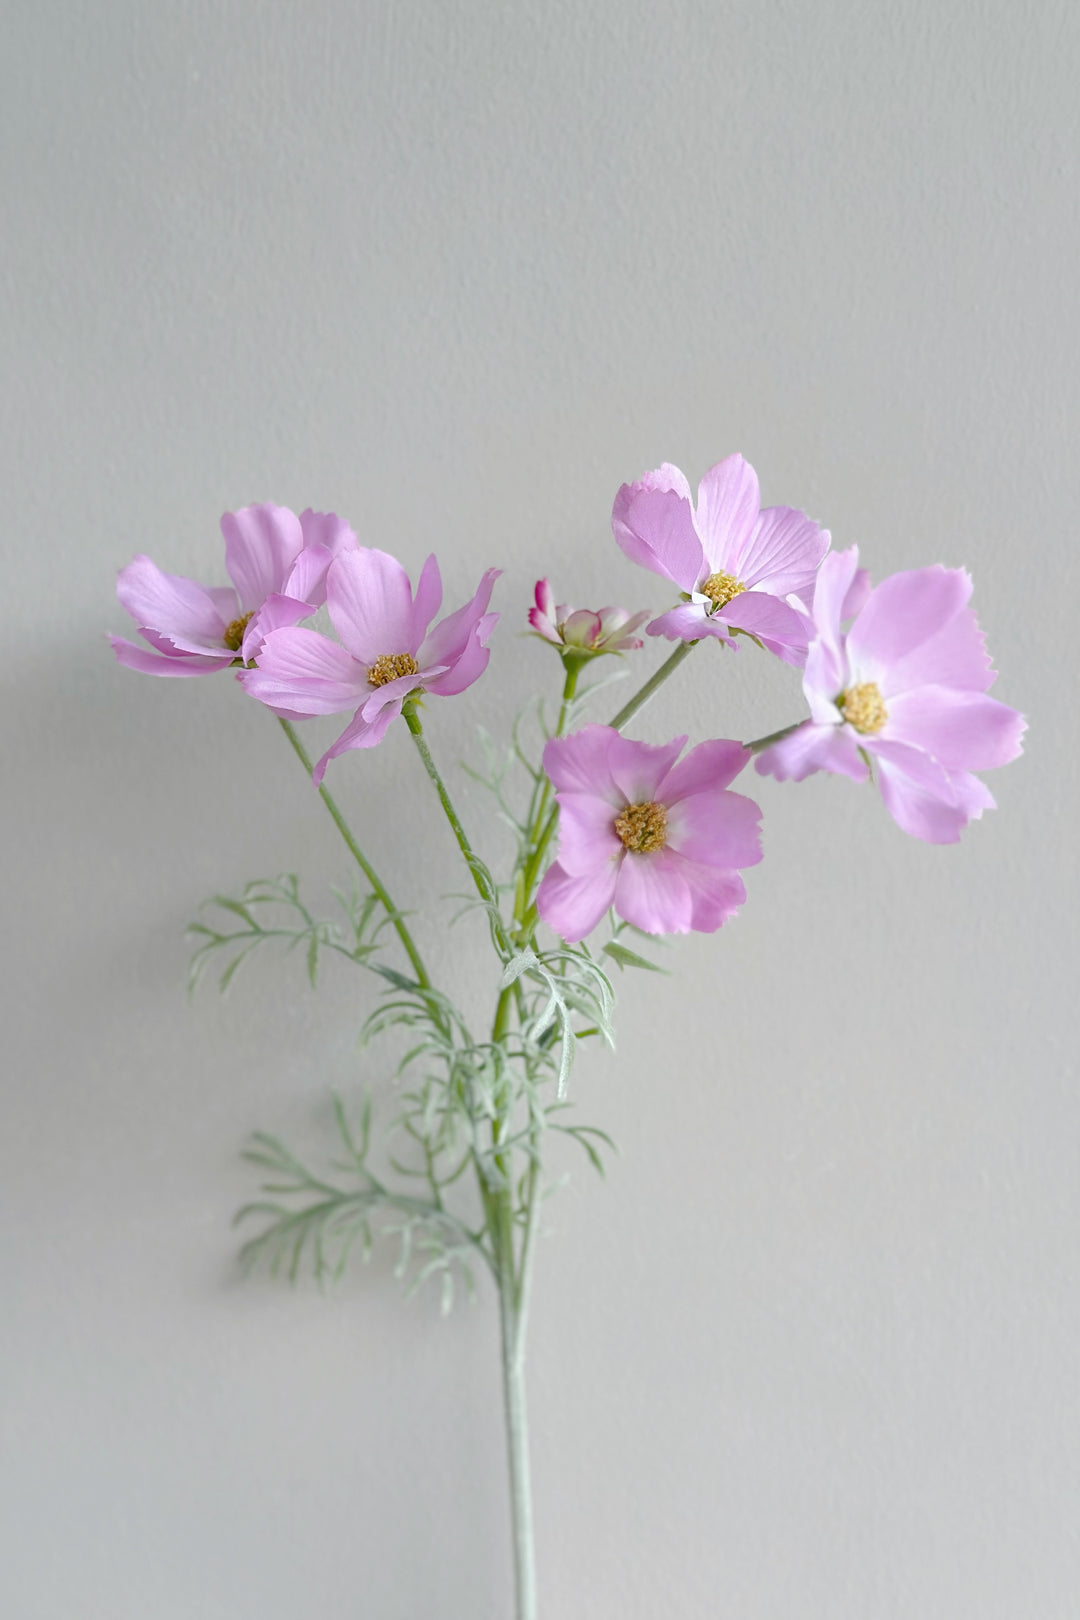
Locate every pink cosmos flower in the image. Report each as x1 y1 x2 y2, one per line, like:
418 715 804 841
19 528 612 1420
528 579 649 655
240 548 499 783
754 547 1026 843
536 725 763 942
110 505 357 676
611 454 830 666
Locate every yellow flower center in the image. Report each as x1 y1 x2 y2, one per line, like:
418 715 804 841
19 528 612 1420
368 652 420 688
223 611 254 652
700 572 746 611
838 681 887 734
614 800 668 853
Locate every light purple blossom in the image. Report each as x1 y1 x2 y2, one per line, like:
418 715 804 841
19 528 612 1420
110 505 356 676
754 547 1026 842
536 725 763 942
240 549 499 783
528 579 648 656
611 454 830 666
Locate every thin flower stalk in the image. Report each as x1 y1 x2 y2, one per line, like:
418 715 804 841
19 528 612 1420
278 719 431 988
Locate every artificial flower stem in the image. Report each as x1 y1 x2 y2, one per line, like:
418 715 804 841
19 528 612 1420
514 660 582 939
278 718 431 988
400 702 538 1615
745 720 802 753
497 1224 537 1620
606 638 699 732
401 703 514 959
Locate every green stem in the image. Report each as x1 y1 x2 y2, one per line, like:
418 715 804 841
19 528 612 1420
606 638 698 732
401 703 514 959
497 1215 537 1620
514 660 581 940
745 720 801 753
278 718 431 988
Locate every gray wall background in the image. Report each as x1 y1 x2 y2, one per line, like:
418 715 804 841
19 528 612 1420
3 3 1077 1616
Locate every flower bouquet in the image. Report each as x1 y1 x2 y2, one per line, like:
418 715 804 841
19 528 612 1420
111 453 1023 1618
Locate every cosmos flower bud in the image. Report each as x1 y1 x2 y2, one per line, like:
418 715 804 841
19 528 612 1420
528 579 648 656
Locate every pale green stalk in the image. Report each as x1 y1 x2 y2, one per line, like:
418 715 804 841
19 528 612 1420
400 703 513 959
397 642 703 1620
606 637 698 731
278 718 431 988
400 698 538 1617
745 720 802 752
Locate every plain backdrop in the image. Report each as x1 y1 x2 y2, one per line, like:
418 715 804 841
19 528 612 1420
2 3 1077 1617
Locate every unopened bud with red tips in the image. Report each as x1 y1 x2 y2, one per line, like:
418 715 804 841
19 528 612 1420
528 579 649 657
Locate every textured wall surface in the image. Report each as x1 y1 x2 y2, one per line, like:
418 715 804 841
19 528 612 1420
2 3 1077 1616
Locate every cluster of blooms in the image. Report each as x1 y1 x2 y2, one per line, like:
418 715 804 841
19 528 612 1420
112 454 1024 939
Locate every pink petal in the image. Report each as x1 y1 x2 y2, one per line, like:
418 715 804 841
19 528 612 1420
841 567 872 621
607 732 687 805
811 546 862 652
298 509 357 557
534 579 555 620
846 565 972 678
693 454 760 572
116 555 231 646
597 605 650 644
884 687 1026 771
722 591 810 658
680 860 748 932
882 607 995 697
328 549 418 662
528 605 561 644
109 635 230 676
873 749 969 844
656 737 750 800
734 505 829 598
206 584 242 619
283 545 334 607
802 639 849 725
241 592 314 663
561 608 604 648
536 859 619 944
614 849 694 935
543 725 622 804
313 701 403 784
612 462 694 511
221 505 305 611
611 486 704 592
754 722 868 784
238 627 368 715
864 736 956 799
801 547 861 709
647 603 735 643
552 791 623 876
664 787 763 870
423 613 496 697
411 554 444 645
358 667 441 717
947 768 996 821
420 568 500 668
